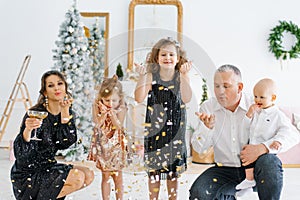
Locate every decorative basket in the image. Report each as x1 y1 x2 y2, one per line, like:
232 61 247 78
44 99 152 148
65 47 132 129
191 146 214 164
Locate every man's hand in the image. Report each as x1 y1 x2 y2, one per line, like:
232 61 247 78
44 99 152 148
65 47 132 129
240 144 268 166
195 112 215 129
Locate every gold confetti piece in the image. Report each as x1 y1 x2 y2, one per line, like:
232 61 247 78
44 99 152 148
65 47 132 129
213 178 218 182
261 180 265 184
168 85 175 89
142 123 152 127
159 86 164 90
54 122 58 126
153 188 159 192
11 179 15 183
180 104 186 108
216 163 223 167
27 178 31 181
144 131 149 136
105 89 109 93
162 132 166 136
28 184 32 188
156 136 159 140
147 106 154 112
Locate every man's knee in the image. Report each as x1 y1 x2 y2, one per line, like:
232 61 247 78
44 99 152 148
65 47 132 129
255 154 282 170
189 185 202 200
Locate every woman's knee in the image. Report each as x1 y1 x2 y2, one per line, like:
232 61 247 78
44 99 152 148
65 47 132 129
73 165 95 186
67 169 86 190
84 168 94 186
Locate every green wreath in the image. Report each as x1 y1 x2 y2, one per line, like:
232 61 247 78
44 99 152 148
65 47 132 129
268 20 300 60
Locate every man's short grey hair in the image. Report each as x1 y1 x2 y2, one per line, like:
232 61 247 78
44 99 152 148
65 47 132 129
216 64 242 82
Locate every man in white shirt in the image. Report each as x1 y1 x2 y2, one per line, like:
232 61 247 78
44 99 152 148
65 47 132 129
189 65 300 200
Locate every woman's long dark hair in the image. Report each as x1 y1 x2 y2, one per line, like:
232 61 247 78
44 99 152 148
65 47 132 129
31 70 71 110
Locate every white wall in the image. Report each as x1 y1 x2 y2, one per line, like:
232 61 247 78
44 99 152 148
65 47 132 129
1 0 300 142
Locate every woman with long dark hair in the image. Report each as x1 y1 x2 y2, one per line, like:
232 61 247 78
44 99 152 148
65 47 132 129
10 70 94 200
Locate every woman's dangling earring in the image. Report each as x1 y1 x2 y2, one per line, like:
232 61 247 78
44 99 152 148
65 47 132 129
45 96 49 108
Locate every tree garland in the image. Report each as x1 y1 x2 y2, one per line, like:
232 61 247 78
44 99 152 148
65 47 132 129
268 20 300 60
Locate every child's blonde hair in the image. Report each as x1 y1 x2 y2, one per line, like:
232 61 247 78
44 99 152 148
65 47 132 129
97 75 125 106
146 37 188 73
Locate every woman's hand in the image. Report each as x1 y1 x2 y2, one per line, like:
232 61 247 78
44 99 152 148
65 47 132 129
23 117 42 142
60 95 73 123
59 96 73 110
25 117 42 131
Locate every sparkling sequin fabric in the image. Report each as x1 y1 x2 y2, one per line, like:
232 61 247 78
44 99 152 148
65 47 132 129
144 71 187 179
88 107 126 171
10 105 77 200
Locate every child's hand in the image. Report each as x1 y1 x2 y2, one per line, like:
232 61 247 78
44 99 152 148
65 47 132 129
246 104 261 118
134 62 147 76
195 112 215 129
179 61 192 75
108 109 117 118
97 100 109 113
270 141 281 150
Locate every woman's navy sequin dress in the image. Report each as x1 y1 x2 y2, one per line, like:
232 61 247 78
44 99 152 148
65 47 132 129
10 105 77 200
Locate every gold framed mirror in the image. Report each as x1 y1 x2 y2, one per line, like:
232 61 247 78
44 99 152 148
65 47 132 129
127 0 183 70
80 12 109 77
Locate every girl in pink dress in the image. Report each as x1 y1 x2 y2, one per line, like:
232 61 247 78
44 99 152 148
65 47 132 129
87 75 127 200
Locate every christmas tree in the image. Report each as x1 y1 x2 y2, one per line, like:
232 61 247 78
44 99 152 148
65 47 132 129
87 19 105 86
52 0 94 161
116 63 124 80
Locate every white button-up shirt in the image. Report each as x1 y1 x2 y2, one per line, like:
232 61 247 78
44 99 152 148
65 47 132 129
244 105 300 154
191 94 252 167
191 94 300 167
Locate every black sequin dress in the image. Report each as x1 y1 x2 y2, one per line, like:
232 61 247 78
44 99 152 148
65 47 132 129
10 105 77 200
144 71 187 179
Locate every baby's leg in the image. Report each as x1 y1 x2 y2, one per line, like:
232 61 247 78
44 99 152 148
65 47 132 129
236 168 256 190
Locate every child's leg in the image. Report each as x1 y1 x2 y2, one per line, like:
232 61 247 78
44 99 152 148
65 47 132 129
148 174 161 200
166 177 178 200
111 171 123 200
235 168 256 190
101 171 111 200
